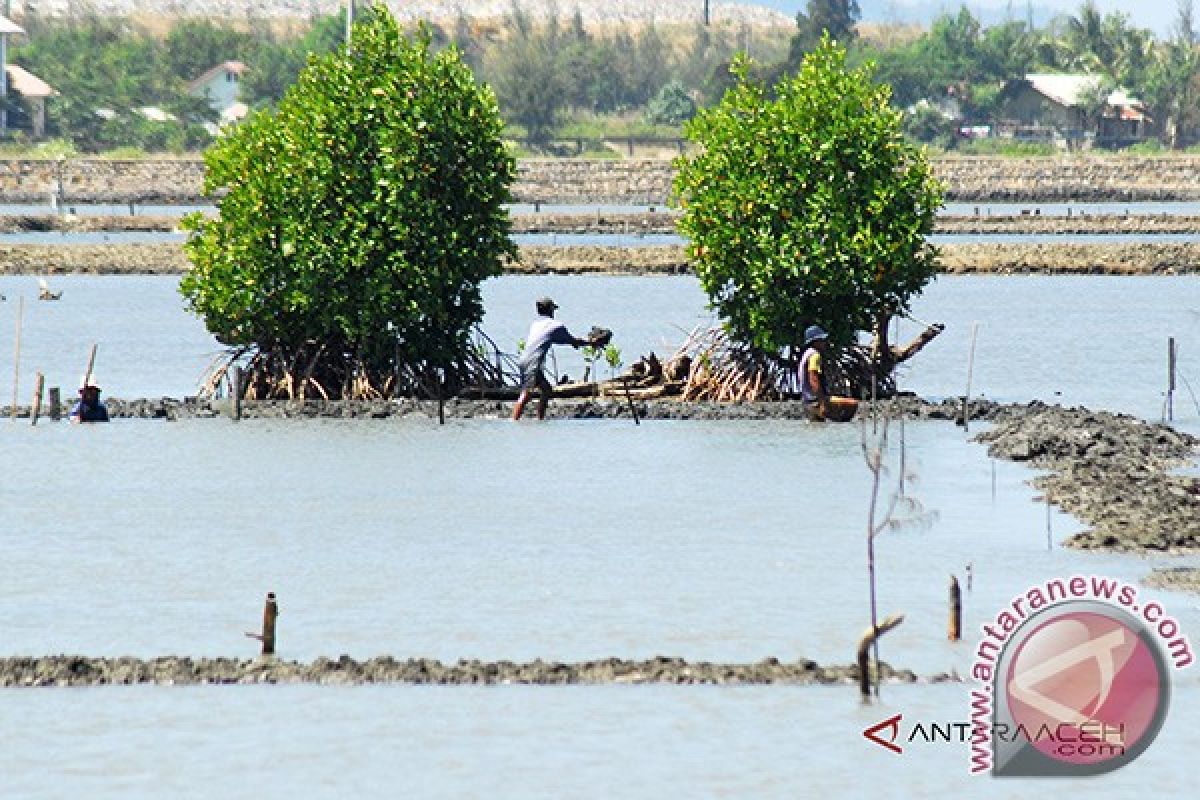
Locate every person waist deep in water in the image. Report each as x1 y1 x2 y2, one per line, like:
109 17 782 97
70 381 109 423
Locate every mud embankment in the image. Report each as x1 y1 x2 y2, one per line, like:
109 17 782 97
5 241 1200 277
977 405 1200 552
0 655 922 688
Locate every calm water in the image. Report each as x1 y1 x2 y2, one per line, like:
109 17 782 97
1 274 1198 798
0 273 1197 421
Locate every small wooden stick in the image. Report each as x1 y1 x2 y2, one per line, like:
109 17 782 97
858 613 904 698
48 387 61 421
948 575 962 641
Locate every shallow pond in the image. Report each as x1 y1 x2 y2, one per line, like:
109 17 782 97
0 273 1197 422
1 273 1198 797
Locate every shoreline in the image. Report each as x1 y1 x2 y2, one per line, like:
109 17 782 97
3 241 1200 276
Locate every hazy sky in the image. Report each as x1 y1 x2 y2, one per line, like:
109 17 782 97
757 1 1178 36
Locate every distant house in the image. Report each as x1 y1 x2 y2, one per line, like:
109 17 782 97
0 14 23 134
998 74 1154 148
6 64 56 138
188 61 247 120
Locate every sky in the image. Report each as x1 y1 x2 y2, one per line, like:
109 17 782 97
756 0 1178 36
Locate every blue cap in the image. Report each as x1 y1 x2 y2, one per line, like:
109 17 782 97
804 325 829 345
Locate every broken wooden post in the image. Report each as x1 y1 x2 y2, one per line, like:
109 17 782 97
244 592 278 656
30 372 44 426
857 613 904 699
948 575 962 641
48 387 61 421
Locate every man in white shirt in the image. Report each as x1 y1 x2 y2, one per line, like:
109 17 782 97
512 296 589 420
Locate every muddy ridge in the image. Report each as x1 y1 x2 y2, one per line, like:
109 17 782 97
976 405 1200 552
0 655 924 688
5 241 1200 276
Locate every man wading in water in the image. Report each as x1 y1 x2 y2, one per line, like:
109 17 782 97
512 297 592 421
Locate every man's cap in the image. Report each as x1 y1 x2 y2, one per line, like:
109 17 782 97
804 325 829 345
536 296 558 311
78 375 101 392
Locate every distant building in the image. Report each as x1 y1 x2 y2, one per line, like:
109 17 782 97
998 74 1154 148
0 14 23 135
188 61 247 120
6 64 56 138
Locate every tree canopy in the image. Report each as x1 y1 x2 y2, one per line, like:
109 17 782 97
673 38 943 359
180 7 515 399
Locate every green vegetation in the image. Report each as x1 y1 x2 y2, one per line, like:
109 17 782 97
674 39 942 359
9 1 1200 153
180 8 515 400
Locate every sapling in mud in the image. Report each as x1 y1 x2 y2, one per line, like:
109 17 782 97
859 402 935 699
581 345 600 382
604 344 623 380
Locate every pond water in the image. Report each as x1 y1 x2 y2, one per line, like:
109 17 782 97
1 273 1198 798
0 273 1197 423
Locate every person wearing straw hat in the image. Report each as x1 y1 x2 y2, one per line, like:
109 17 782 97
799 325 857 422
69 377 109 423
512 296 596 421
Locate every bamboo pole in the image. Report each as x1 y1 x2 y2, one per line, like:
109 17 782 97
948 575 962 641
30 372 43 426
857 614 904 699
11 296 22 421
1167 337 1176 422
962 322 979 432
230 365 242 421
82 343 97 390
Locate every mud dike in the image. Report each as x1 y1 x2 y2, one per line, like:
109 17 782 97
0 655 923 688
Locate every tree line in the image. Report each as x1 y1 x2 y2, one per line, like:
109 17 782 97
8 1 1200 153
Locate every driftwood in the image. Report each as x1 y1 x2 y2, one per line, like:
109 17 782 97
857 613 904 698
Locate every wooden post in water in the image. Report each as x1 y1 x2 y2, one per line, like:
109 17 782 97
48 387 61 421
962 322 979 433
857 614 903 699
948 575 962 641
245 592 278 656
30 372 43 425
1167 337 1177 422
230 365 242 421
11 296 23 420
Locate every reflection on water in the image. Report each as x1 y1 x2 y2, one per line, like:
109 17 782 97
2 682 1196 798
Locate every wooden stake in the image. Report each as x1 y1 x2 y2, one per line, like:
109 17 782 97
30 372 43 426
948 575 962 641
621 376 641 425
48 387 60 420
244 592 279 656
11 296 22 420
962 322 979 433
857 614 904 699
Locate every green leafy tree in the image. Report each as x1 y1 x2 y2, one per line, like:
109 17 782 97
673 38 942 369
645 80 697 125
786 0 860 70
1145 0 1200 148
180 7 516 399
